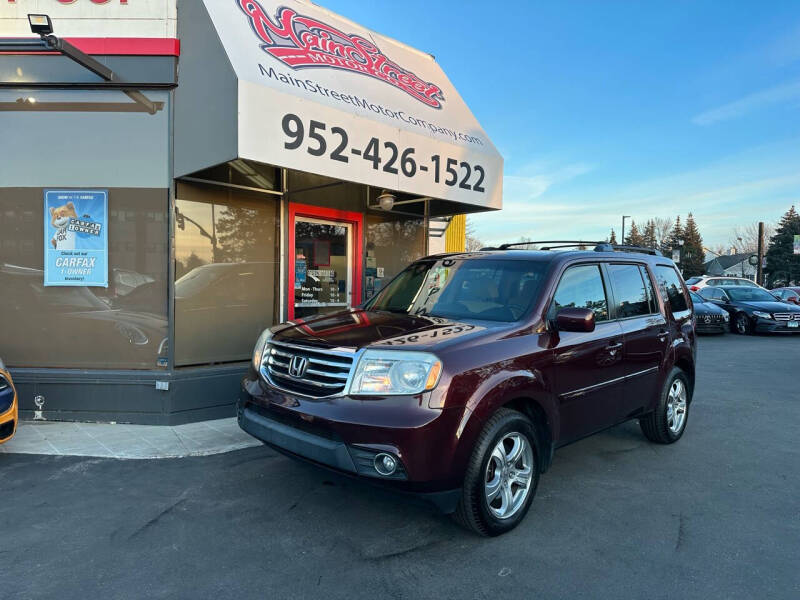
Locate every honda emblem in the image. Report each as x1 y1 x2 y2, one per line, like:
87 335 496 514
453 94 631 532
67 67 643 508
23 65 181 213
288 355 309 378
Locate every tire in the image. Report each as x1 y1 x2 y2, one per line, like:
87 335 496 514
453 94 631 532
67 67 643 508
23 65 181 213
733 312 751 335
453 408 541 536
640 367 691 444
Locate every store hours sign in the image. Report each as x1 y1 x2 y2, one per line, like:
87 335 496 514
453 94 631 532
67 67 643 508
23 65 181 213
44 190 108 287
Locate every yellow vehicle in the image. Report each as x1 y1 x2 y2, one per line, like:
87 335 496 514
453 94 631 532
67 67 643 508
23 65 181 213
0 358 18 444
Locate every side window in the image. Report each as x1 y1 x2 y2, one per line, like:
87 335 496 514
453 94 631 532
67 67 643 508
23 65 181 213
607 264 651 318
655 266 689 313
639 266 659 313
550 265 609 322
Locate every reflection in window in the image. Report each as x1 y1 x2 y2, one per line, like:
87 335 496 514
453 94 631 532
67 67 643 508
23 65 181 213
0 188 168 368
608 264 652 318
175 183 279 366
655 266 689 313
551 265 609 321
365 213 426 300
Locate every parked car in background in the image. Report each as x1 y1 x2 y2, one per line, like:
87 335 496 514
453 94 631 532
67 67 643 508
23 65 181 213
685 275 762 292
699 285 800 335
239 244 696 536
771 287 800 305
689 291 728 334
0 358 18 445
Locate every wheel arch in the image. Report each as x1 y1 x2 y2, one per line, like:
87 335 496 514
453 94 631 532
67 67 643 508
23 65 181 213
454 372 558 478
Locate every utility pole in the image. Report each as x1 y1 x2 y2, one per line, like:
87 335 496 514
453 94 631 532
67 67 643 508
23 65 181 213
756 221 765 286
621 215 630 244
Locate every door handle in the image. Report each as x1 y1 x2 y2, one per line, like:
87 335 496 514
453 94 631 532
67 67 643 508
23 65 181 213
657 329 669 342
605 341 623 351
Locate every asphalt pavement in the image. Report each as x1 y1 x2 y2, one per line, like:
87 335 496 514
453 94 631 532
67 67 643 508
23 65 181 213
1 334 798 599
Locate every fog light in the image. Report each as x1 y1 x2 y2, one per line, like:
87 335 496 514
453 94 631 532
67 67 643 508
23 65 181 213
374 453 397 476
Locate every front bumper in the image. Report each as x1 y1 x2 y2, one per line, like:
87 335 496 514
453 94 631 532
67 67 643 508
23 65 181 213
239 375 468 498
753 318 800 333
0 371 18 444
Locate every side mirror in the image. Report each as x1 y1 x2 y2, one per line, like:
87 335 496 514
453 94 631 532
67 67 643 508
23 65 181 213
555 307 596 332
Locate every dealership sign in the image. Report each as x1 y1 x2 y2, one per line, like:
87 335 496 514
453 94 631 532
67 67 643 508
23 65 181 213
237 1 445 109
203 0 502 210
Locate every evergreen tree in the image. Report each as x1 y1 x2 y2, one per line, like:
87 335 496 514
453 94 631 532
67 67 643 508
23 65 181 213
765 205 800 286
663 215 684 263
667 215 684 249
682 213 705 277
608 228 618 244
624 220 644 246
642 219 658 249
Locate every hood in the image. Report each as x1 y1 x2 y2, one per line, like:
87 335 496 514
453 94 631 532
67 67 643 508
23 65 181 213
736 301 800 313
273 309 495 351
693 301 726 316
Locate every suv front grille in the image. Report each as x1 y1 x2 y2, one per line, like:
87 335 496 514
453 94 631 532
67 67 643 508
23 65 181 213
261 340 355 397
773 313 800 321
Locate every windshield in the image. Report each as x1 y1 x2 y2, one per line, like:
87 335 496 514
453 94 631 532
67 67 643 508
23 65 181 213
689 291 704 304
364 259 549 322
727 288 778 302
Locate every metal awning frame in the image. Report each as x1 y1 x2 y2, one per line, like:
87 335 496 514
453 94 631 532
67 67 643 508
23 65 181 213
0 35 168 113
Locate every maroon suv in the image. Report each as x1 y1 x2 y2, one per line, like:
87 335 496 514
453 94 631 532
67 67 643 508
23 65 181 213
239 243 697 536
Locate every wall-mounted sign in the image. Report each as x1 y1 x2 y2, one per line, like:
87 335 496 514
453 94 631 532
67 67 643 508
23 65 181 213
44 190 108 287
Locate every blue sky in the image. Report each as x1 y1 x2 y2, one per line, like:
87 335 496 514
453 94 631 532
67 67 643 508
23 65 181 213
324 0 800 248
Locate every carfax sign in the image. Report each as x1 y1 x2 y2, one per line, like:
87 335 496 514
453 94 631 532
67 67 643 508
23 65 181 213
44 190 108 287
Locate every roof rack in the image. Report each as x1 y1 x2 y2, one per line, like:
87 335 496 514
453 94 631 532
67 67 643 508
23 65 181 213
485 241 662 256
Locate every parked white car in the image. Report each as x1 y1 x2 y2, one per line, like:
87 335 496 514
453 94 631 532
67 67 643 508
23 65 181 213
685 275 764 292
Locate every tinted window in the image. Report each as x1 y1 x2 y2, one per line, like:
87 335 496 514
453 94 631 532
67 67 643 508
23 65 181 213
608 264 651 318
726 288 778 302
654 266 689 313
550 265 609 322
699 287 716 300
640 267 659 313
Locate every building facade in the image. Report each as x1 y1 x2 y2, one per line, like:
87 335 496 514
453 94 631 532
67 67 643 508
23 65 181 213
0 0 502 424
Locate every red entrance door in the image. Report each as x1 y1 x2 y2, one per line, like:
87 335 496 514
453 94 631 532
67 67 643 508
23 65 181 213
288 203 363 321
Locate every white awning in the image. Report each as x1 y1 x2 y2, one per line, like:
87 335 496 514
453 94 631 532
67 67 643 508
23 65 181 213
200 0 502 210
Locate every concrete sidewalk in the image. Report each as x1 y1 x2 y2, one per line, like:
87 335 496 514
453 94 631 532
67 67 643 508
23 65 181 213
0 417 261 459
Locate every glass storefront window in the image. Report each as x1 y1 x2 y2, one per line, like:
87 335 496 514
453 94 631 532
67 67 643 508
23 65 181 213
0 188 168 369
365 213 426 299
175 182 280 366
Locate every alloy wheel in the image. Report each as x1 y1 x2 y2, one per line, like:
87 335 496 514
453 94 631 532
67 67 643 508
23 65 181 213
736 314 749 334
484 432 534 520
666 379 687 435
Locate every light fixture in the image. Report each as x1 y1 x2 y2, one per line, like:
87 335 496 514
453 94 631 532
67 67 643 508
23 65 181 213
374 453 398 476
28 14 53 36
377 191 395 211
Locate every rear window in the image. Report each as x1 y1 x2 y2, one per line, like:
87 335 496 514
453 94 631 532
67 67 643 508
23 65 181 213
654 266 689 313
685 277 702 285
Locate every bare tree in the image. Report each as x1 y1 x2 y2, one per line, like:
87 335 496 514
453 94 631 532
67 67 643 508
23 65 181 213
729 222 775 253
464 217 484 252
652 216 673 251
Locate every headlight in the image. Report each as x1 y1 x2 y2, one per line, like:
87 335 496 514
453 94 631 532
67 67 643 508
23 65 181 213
723 313 730 321
351 350 442 395
752 311 773 320
251 328 273 372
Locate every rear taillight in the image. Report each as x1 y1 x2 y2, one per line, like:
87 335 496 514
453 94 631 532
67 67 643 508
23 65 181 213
690 286 699 291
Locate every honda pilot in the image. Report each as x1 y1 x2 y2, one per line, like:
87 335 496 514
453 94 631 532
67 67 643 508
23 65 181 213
239 243 697 536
